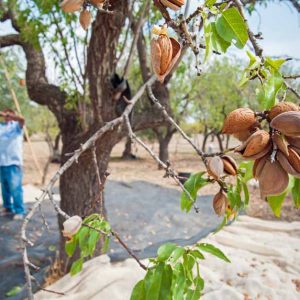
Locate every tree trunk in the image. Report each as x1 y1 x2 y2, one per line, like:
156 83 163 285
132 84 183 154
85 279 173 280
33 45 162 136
154 126 176 168
122 137 136 159
58 0 129 269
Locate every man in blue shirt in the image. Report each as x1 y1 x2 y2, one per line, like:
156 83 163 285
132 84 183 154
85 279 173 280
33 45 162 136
0 108 25 220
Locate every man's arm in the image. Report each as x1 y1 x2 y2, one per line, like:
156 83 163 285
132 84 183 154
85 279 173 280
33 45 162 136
0 111 25 128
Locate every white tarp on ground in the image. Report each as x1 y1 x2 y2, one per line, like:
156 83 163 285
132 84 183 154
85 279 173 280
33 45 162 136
36 215 300 300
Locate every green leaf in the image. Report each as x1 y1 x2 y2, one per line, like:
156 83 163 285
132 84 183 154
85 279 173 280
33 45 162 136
267 192 287 217
264 57 286 71
70 258 83 276
146 263 171 300
242 182 250 206
65 237 77 257
239 161 254 182
103 236 110 254
197 243 231 262
88 229 100 256
205 0 217 8
172 264 185 300
130 280 146 300
211 22 231 53
169 247 185 263
157 243 177 262
262 70 283 109
186 276 204 300
158 265 173 300
215 7 248 49
189 249 205 260
204 22 212 61
292 178 300 208
180 172 208 212
5 286 22 297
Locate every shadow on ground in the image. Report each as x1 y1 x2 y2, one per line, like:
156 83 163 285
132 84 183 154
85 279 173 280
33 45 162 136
0 180 220 299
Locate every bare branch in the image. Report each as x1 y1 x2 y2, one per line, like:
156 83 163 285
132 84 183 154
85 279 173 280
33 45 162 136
0 34 22 48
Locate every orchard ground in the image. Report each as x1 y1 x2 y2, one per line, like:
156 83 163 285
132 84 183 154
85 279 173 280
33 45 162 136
24 133 300 221
0 134 299 299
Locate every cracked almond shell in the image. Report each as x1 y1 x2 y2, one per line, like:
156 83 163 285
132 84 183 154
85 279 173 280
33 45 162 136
60 0 84 13
268 102 299 121
258 160 289 198
221 155 237 176
222 108 256 134
270 111 300 136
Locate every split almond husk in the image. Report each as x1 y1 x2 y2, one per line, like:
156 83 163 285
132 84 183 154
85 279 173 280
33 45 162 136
62 215 82 238
60 0 84 13
258 160 289 198
287 147 300 173
90 0 105 8
270 111 300 136
285 136 300 149
151 31 181 83
80 10 92 30
253 155 267 178
276 151 300 178
213 191 228 216
268 101 299 121
235 130 271 159
160 0 185 11
222 108 256 134
221 155 237 176
233 130 252 142
207 156 224 180
272 132 289 157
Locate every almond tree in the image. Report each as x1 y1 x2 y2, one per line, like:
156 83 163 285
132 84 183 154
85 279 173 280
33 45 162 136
1 0 300 299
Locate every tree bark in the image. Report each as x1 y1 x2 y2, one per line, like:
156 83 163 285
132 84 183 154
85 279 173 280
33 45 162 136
122 137 136 159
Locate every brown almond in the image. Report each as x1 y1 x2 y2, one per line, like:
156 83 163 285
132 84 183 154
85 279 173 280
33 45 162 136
80 10 92 31
253 155 268 178
60 0 84 13
258 160 289 198
90 0 105 7
213 191 228 216
222 108 256 134
270 111 300 136
277 151 300 178
151 35 181 83
272 132 289 157
160 0 184 11
157 35 173 75
235 130 270 159
207 156 224 180
285 136 300 149
221 155 237 176
287 147 300 173
268 102 299 121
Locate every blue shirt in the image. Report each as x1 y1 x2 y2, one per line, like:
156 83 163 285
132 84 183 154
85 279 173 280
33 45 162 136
0 121 23 166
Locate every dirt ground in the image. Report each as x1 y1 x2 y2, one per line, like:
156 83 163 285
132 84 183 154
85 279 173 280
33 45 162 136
24 133 300 221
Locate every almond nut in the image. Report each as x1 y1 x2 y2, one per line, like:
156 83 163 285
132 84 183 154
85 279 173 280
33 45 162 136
222 108 256 134
213 191 228 216
60 0 84 13
207 156 224 180
268 101 299 121
270 111 300 136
